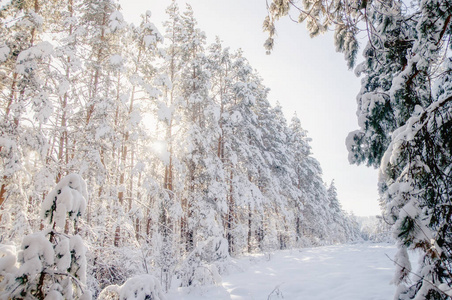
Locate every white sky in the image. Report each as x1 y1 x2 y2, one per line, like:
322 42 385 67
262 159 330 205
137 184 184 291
118 0 381 216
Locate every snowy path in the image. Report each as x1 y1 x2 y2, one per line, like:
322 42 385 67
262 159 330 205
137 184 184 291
167 243 399 300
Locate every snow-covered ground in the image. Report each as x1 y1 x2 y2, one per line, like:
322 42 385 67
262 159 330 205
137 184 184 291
167 243 401 300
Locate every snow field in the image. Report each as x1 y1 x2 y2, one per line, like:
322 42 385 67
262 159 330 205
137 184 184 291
167 243 400 300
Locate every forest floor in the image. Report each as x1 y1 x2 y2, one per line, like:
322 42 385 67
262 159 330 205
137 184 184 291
167 242 409 300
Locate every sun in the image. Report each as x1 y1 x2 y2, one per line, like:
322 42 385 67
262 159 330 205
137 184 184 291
150 140 169 164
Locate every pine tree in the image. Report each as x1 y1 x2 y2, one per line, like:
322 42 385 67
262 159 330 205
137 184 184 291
0 174 91 299
207 39 244 254
348 2 452 298
287 113 309 245
261 103 301 249
327 180 347 243
288 114 330 245
178 3 219 254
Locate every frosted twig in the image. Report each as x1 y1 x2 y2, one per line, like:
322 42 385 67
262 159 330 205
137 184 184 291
385 253 451 297
267 282 284 299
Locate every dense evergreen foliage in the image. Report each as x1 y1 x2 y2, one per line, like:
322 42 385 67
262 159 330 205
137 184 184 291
0 0 361 298
265 0 452 299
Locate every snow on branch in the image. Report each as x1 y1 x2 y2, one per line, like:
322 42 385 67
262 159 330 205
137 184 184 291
40 173 88 229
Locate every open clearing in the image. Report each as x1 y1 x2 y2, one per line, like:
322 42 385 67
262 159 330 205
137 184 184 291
168 243 401 300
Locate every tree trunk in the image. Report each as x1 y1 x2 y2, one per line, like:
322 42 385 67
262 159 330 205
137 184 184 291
114 225 121 247
247 204 252 253
55 0 73 183
227 170 234 254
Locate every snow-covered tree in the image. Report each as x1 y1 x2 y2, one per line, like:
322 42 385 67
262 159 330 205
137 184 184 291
261 103 301 249
287 113 309 244
350 2 452 298
0 174 91 299
327 181 346 243
223 50 270 254
178 3 225 255
288 114 330 245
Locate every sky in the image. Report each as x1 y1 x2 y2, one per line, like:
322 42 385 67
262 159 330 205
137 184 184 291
118 0 381 216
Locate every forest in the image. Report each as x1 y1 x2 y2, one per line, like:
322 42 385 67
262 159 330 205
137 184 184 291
0 0 372 298
1 0 452 299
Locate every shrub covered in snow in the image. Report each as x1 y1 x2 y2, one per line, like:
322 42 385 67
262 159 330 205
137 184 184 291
98 274 165 300
176 237 230 288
